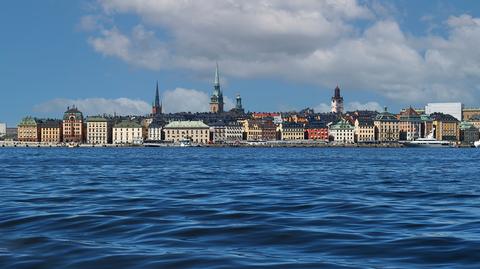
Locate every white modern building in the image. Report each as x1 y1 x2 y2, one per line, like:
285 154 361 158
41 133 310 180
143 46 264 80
86 117 112 144
425 103 463 121
0 123 6 138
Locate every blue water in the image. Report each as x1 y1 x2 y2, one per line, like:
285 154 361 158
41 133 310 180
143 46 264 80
0 148 479 268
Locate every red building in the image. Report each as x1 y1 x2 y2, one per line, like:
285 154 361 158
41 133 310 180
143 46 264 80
305 121 329 140
62 106 84 143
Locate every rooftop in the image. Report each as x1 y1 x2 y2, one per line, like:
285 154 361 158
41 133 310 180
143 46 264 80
114 120 142 128
164 121 209 129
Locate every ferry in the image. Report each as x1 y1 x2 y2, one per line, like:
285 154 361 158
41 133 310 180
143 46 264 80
403 128 452 148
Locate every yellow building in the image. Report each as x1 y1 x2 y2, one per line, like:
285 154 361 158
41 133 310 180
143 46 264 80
374 107 399 142
87 117 112 144
240 119 276 141
39 120 62 143
279 123 304 140
164 121 210 144
430 113 459 141
354 118 375 143
462 108 480 121
17 116 39 142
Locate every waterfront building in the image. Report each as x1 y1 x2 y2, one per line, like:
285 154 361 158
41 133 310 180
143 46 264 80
147 119 166 141
86 116 112 144
113 120 143 144
6 128 17 140
374 107 399 142
225 122 244 141
305 121 329 141
164 121 210 144
430 113 459 141
329 118 354 143
209 121 226 143
0 123 6 138
17 116 39 142
398 107 422 141
209 64 224 113
279 122 305 140
63 106 84 143
151 81 162 116
241 119 276 141
459 121 479 144
354 118 375 143
425 102 463 121
462 108 480 121
467 115 480 130
331 85 344 114
39 120 62 143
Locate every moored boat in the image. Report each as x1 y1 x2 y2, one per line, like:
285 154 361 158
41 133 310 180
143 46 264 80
403 128 452 148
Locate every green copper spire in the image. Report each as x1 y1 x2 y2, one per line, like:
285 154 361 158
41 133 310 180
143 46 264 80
214 62 220 87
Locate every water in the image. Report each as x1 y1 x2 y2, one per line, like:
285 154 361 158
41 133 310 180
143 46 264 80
0 148 479 268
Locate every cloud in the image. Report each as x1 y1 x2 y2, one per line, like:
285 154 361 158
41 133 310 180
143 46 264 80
315 101 382 113
83 1 480 104
163 88 234 113
33 98 150 117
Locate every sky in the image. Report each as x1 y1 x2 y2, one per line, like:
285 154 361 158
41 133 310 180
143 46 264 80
1 0 480 126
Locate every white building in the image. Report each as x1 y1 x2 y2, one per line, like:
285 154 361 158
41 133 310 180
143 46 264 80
86 117 111 144
113 120 143 144
164 121 210 144
210 122 226 143
147 119 165 141
0 123 6 138
329 118 354 143
225 122 244 141
425 103 463 121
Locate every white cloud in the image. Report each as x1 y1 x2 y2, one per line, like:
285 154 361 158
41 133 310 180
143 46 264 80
163 88 234 113
33 98 150 117
83 1 480 104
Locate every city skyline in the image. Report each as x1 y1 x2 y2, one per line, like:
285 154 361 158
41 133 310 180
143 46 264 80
2 1 480 126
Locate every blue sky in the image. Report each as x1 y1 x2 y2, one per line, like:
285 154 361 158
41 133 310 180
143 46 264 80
1 0 480 126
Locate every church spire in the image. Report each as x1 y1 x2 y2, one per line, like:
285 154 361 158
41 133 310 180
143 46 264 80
152 81 162 115
155 81 160 108
214 62 220 88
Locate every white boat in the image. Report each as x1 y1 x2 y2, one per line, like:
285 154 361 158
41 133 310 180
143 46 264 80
403 128 452 148
474 140 480 148
179 138 192 147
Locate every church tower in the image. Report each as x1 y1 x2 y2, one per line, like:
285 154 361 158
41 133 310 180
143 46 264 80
152 81 162 116
331 85 344 114
210 63 224 113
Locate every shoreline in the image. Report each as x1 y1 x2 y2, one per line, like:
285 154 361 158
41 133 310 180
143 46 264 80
0 141 474 148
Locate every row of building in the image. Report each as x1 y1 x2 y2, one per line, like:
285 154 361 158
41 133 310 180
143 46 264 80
6 64 480 145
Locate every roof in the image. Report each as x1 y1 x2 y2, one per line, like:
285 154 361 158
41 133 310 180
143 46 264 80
87 116 109 122
399 107 421 122
305 121 327 129
164 121 209 129
375 107 398 122
39 120 62 128
63 107 83 120
459 121 476 130
114 120 142 128
282 122 304 129
356 118 374 126
148 119 167 128
329 118 354 130
469 114 480 121
18 116 37 126
430 112 459 122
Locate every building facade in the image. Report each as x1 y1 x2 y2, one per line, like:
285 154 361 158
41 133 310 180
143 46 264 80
63 107 84 143
329 118 354 143
113 120 144 144
39 120 62 143
430 113 459 141
354 118 375 143
398 107 422 141
305 121 329 140
241 119 276 141
164 121 210 144
331 85 344 114
210 122 226 143
374 107 399 142
87 117 112 144
462 108 480 121
459 121 479 144
209 64 224 113
18 117 39 142
280 122 305 140
0 123 6 138
225 122 244 141
147 119 166 141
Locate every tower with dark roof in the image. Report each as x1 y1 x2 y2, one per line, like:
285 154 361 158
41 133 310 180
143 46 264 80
152 81 162 116
210 63 224 113
331 85 344 114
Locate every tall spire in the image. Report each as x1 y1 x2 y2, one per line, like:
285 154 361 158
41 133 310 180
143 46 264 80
155 81 160 108
214 62 220 87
